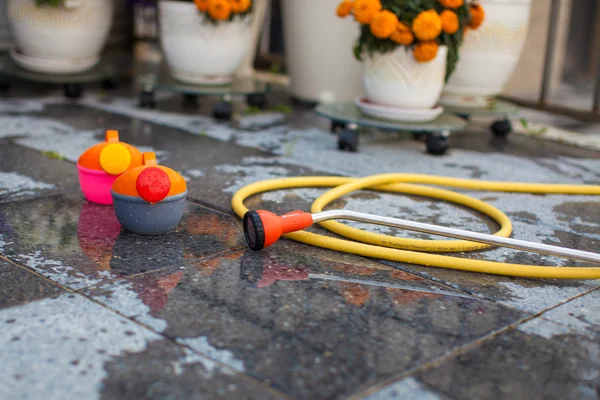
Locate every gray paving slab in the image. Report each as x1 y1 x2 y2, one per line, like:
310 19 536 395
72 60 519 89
0 258 64 310
0 143 79 203
540 289 600 337
0 292 162 399
100 339 288 400
0 291 283 400
406 318 600 400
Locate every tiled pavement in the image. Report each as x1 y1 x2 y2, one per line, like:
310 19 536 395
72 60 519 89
0 89 599 400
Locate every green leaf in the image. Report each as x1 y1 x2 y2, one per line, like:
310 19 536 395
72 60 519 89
520 118 529 129
35 0 62 6
244 106 262 115
42 151 65 160
269 104 293 114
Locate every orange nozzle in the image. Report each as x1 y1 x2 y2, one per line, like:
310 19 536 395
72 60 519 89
243 210 313 251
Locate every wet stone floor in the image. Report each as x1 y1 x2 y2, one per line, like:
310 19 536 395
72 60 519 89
0 89 599 400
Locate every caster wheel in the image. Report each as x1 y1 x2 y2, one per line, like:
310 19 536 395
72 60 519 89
182 94 198 107
0 77 10 91
426 135 449 155
101 78 119 90
337 129 359 152
64 83 83 99
213 101 232 120
331 120 347 134
139 90 156 109
491 119 512 137
246 93 266 109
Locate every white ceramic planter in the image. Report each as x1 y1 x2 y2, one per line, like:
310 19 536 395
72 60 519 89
7 0 114 73
363 46 448 109
441 0 532 107
159 0 253 85
236 0 270 77
282 0 364 103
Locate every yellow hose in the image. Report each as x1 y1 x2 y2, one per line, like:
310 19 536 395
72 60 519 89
231 174 600 279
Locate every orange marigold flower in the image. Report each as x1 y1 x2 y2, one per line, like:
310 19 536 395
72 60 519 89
194 0 209 12
412 10 442 41
469 3 485 29
208 0 232 20
390 21 414 45
413 41 439 62
336 0 354 18
231 0 251 13
437 0 463 8
440 9 459 34
353 0 382 24
369 10 399 39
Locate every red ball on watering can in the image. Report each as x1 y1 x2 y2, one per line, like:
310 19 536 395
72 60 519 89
136 167 172 204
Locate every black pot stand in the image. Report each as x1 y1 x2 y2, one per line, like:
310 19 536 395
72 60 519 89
0 55 117 99
138 68 270 121
317 102 467 155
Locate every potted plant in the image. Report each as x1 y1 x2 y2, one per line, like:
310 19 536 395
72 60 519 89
441 0 531 107
282 0 366 103
7 0 114 74
159 0 254 85
337 0 485 114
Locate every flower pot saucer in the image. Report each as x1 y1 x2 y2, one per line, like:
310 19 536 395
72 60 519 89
355 97 444 123
10 48 99 75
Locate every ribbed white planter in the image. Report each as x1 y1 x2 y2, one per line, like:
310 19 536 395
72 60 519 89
441 0 532 107
159 0 253 85
7 0 114 73
363 46 447 109
282 0 364 103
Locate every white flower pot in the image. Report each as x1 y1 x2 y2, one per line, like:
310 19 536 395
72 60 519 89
441 0 532 107
159 0 253 85
363 46 448 109
282 0 365 103
7 0 114 73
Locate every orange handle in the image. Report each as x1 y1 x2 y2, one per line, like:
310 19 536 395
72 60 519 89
105 130 120 143
142 152 157 166
257 210 313 249
280 211 314 234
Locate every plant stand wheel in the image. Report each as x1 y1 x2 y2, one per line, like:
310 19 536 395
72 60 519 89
490 118 512 137
63 83 83 99
182 93 199 108
425 132 449 155
139 90 156 109
337 127 359 152
101 78 119 90
246 93 267 109
0 77 10 91
213 98 233 120
330 120 347 134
